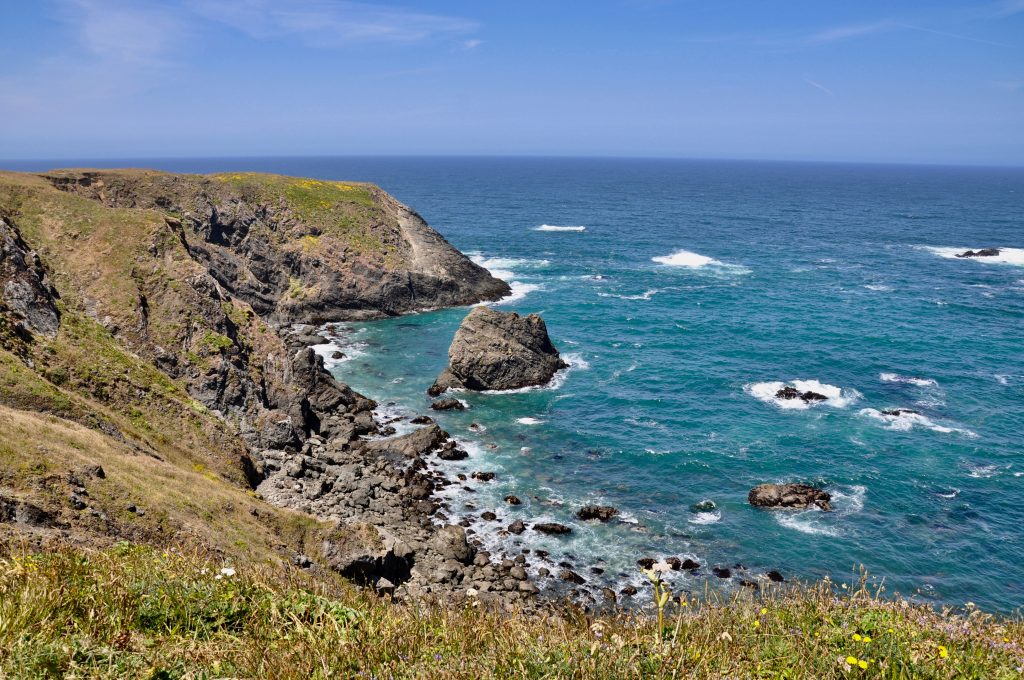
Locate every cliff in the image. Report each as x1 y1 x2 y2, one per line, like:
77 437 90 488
0 169 514 602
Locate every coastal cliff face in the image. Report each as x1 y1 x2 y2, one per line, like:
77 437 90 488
0 169 523 604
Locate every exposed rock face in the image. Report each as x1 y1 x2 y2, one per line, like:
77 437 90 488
430 398 465 411
957 248 1000 258
748 483 833 511
0 217 60 339
429 306 568 395
41 170 510 323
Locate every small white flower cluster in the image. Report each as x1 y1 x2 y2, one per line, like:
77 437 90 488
215 566 236 580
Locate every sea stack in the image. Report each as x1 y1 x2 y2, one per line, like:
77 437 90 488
428 306 568 395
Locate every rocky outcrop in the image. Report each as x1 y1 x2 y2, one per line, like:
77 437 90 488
428 306 567 395
0 217 60 339
576 505 619 522
748 483 832 511
775 386 827 403
956 248 1000 258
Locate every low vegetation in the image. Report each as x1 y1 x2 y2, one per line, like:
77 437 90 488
1 545 1020 679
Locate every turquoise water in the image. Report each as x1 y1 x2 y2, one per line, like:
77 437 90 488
10 157 1023 610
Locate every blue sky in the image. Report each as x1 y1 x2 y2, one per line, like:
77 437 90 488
1 0 1022 164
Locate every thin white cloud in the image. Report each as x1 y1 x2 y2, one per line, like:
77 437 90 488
804 79 835 97
806 21 896 43
186 0 478 46
63 0 184 64
463 39 483 50
990 0 1024 17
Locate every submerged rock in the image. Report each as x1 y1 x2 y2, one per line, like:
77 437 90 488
881 408 921 416
748 483 832 511
428 306 568 395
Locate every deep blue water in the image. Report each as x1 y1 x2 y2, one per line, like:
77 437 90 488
7 157 1024 611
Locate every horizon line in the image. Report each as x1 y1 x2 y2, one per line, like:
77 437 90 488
1 153 1022 171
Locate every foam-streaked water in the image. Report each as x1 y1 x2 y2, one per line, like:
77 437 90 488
9 157 1022 610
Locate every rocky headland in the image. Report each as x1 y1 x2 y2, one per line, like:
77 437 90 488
0 169 551 610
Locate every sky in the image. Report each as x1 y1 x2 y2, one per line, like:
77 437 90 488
1 0 1023 165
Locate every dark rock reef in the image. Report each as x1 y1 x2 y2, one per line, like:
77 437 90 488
748 483 832 511
956 248 1000 258
775 386 828 403
429 306 568 395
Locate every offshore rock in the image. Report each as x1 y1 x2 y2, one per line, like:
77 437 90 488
748 483 833 511
428 306 568 395
956 248 1000 258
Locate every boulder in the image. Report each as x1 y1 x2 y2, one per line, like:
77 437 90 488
362 425 448 459
507 519 527 534
471 471 496 482
431 398 465 411
560 570 586 585
748 483 832 511
504 495 522 505
576 505 619 522
428 306 568 395
430 525 475 565
881 408 920 416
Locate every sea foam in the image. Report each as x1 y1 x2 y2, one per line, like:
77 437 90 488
924 246 1024 266
859 408 976 436
469 252 548 304
880 373 938 387
745 380 861 410
534 224 586 232
652 249 720 267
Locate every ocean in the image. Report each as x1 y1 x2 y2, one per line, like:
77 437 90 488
8 156 1023 611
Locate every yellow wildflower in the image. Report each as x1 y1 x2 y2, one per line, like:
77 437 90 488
938 645 949 658
852 633 862 642
858 660 869 670
846 656 858 666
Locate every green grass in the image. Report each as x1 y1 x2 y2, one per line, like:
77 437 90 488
1 546 1020 679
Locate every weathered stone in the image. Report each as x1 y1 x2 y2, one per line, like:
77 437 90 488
748 483 832 511
428 306 568 394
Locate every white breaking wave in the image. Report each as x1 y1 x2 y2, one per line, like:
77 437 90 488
484 353 590 394
775 485 865 537
966 463 1005 479
598 289 660 301
924 246 1024 266
469 252 548 305
864 284 893 292
516 417 545 425
534 224 586 232
880 373 938 388
745 380 861 410
652 249 719 267
859 408 976 436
